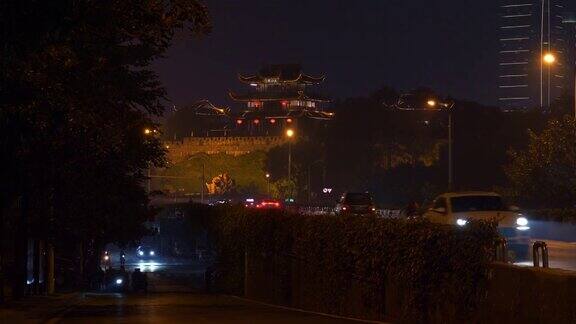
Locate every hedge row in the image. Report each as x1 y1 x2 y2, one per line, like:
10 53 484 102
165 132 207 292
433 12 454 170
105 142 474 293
190 204 498 323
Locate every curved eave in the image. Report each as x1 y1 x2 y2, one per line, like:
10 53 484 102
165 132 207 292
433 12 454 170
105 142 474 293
237 73 325 85
229 91 329 102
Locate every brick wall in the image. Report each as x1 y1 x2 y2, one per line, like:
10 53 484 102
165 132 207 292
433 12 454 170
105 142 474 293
164 136 286 163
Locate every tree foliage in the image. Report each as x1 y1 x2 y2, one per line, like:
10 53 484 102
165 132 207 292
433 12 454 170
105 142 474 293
506 116 576 208
0 0 210 288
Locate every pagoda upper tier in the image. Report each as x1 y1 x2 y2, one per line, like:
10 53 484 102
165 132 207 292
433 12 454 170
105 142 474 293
229 64 330 112
237 63 325 85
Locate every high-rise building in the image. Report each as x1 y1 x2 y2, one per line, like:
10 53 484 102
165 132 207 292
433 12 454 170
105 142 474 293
498 1 575 110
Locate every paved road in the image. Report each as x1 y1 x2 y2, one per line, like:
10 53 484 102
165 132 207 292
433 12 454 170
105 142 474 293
43 293 366 324
513 239 576 271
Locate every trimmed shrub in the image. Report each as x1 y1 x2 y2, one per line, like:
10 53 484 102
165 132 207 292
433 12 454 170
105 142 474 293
191 204 498 323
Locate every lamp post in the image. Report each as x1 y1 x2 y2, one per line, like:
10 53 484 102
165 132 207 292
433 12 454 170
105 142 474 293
144 128 153 193
307 160 324 204
543 52 576 120
427 100 455 191
285 129 295 182
265 173 271 196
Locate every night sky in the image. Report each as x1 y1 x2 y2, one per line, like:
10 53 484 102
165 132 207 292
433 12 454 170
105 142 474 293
153 1 501 110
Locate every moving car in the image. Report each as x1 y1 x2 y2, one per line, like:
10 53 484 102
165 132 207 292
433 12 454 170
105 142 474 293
256 199 283 209
423 191 529 232
335 192 377 215
136 245 157 259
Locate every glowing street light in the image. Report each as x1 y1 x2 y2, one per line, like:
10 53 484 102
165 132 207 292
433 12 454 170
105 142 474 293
285 128 295 138
144 128 152 135
543 52 556 65
427 100 437 108
265 173 271 195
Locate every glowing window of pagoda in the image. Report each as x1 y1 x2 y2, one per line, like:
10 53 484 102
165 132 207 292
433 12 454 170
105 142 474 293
264 77 279 84
248 101 261 108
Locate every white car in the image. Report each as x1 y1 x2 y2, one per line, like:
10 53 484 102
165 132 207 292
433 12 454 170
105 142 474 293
423 192 529 231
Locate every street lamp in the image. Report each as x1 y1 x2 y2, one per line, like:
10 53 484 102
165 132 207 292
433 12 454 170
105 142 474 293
543 52 576 120
427 99 455 191
285 128 295 182
265 173 271 196
543 52 556 65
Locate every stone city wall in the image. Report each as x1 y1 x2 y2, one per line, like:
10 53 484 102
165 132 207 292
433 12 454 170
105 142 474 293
165 136 286 163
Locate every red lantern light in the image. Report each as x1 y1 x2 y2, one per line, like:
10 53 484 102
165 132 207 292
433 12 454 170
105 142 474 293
281 101 288 107
286 118 293 123
253 119 260 124
270 119 276 124
236 119 243 125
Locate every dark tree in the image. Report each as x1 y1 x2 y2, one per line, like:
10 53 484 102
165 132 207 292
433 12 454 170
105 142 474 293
0 0 210 296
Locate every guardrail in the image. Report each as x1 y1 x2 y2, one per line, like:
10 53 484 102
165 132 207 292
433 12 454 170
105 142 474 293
532 241 549 268
297 207 402 218
494 238 508 263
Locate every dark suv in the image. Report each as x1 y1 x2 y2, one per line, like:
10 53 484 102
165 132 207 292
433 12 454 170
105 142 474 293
335 192 376 215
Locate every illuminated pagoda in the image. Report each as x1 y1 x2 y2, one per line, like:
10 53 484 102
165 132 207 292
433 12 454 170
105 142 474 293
229 64 333 134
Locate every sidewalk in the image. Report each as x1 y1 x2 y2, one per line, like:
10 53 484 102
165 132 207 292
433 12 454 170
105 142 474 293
0 292 83 323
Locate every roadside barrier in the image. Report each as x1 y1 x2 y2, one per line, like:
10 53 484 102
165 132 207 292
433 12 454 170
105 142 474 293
532 241 549 268
494 238 508 263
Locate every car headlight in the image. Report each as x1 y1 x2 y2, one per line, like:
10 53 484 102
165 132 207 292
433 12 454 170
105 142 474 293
149 251 155 256
115 278 123 285
138 251 144 256
516 217 528 226
456 218 468 226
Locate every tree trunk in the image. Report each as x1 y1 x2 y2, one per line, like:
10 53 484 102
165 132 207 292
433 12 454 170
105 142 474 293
13 195 29 299
32 238 41 294
45 243 55 294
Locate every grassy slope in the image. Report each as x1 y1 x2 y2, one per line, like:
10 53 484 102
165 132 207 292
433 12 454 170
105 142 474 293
153 152 267 195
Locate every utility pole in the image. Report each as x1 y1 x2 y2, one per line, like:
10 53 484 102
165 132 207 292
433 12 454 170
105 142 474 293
201 163 205 204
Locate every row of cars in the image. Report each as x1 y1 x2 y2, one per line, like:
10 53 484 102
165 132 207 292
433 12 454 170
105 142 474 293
335 191 530 233
240 191 529 235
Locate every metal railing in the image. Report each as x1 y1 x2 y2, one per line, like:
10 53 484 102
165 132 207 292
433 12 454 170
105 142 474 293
494 238 508 263
532 241 549 268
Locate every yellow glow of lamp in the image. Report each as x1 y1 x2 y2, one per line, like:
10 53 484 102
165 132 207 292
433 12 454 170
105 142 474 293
285 128 295 138
543 53 556 64
427 100 437 107
144 128 152 135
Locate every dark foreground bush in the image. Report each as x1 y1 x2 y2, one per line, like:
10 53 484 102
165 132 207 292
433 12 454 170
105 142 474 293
190 204 498 323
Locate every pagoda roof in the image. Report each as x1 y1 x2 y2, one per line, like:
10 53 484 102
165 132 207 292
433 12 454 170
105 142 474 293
238 110 334 121
238 64 325 85
187 100 229 116
228 90 330 102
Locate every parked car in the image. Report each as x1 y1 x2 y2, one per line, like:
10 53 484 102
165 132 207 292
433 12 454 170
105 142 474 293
335 192 376 215
423 191 529 232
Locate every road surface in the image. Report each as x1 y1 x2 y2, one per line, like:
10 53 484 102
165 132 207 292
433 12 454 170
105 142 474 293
512 239 576 270
41 293 367 324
